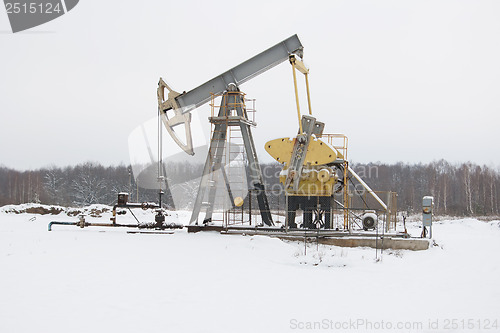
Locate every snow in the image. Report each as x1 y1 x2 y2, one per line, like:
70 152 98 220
1 206 499 333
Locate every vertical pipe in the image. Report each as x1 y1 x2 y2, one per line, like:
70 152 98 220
386 192 392 232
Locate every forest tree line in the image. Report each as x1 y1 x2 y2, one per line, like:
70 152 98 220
0 159 498 216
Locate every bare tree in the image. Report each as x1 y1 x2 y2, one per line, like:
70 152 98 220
43 167 66 205
462 163 474 215
72 163 108 206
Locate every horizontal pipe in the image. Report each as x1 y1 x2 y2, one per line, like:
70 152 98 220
48 221 77 231
48 221 183 231
85 223 136 228
115 203 159 209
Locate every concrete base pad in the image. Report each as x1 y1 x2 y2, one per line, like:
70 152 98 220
187 225 430 251
278 235 430 251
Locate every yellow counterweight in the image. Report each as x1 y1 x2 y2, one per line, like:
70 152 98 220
264 137 337 165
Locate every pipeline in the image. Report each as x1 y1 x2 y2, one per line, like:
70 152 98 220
48 221 183 231
48 197 183 232
48 221 141 231
48 221 76 231
48 215 184 231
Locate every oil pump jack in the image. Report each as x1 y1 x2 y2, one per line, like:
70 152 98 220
157 34 390 230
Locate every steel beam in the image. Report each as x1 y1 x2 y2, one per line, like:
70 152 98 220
168 35 303 112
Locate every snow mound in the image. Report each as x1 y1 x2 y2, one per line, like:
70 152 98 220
0 203 66 215
0 203 112 218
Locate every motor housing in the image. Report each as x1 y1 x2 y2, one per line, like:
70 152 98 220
362 210 378 230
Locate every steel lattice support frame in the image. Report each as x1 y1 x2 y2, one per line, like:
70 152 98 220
189 88 273 226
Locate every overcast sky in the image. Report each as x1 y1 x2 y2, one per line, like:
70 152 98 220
1 0 499 170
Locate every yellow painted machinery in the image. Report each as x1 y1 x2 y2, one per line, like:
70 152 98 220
264 55 347 229
265 133 342 196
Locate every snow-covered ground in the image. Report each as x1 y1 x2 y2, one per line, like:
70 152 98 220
1 204 499 333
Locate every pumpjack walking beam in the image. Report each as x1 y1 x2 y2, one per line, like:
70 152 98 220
158 34 304 155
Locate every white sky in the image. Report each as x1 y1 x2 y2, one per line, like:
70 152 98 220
1 0 499 170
